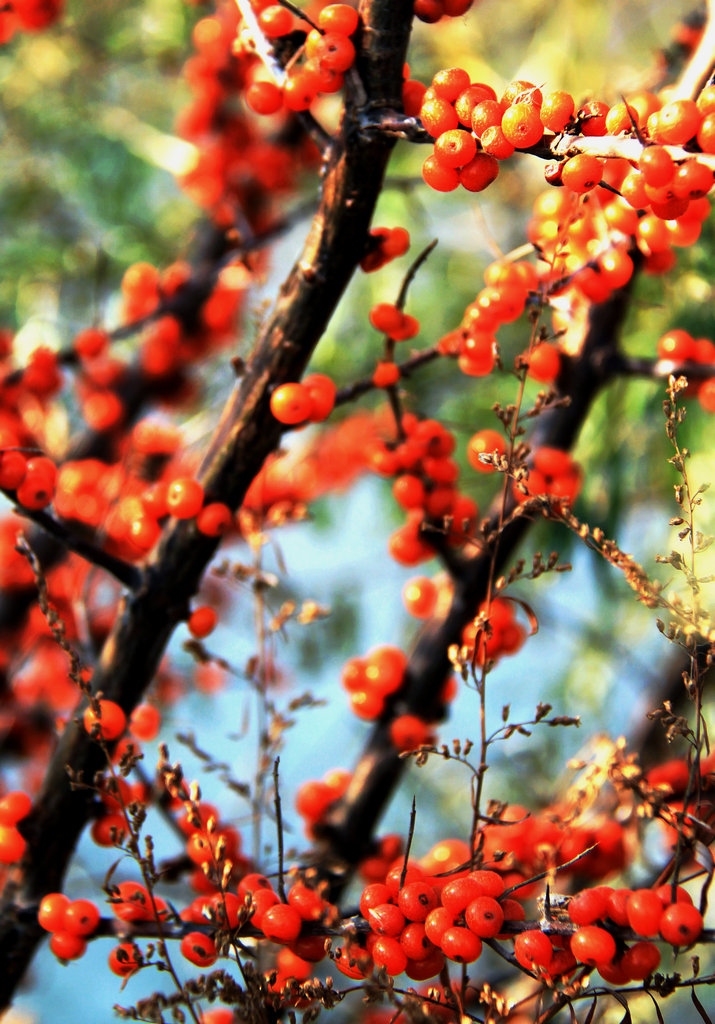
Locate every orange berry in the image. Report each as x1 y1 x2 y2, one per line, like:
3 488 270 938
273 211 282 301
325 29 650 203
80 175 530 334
578 99 609 136
108 942 143 977
389 714 432 752
561 154 604 193
49 930 87 961
372 362 401 388
73 327 109 360
196 502 233 537
0 825 26 864
467 429 506 472
0 790 31 825
188 606 217 638
402 576 438 618
83 699 127 741
38 892 70 932
318 4 359 35
540 91 574 132
270 383 313 424
455 84 496 126
480 125 514 159
313 31 355 72
166 477 204 519
304 373 336 421
501 102 543 148
638 146 674 187
434 128 477 168
431 67 471 102
458 153 499 192
502 80 542 107
470 99 505 138
129 703 161 741
258 5 293 36
526 342 561 382
246 81 283 115
420 96 459 138
181 931 217 967
655 99 700 145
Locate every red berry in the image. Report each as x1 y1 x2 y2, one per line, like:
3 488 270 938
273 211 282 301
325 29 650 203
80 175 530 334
570 925 617 966
368 902 406 936
108 942 143 977
180 930 217 967
568 887 610 926
626 889 663 937
514 929 553 972
196 502 233 537
659 903 703 946
166 477 204 519
83 699 127 741
465 896 504 938
63 899 100 937
372 935 408 975
129 703 161 741
439 925 482 963
38 892 70 932
0 791 31 825
188 606 218 638
397 880 439 921
621 940 661 980
261 903 302 943
49 930 87 961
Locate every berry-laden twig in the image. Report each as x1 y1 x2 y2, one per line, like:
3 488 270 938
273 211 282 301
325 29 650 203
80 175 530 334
0 0 416 1009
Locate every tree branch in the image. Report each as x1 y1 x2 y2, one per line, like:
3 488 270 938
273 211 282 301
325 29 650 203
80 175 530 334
0 0 415 1008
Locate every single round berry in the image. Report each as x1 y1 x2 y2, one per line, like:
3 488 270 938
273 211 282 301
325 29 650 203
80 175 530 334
83 699 127 741
372 935 408 975
180 930 218 967
465 896 504 938
270 383 313 425
166 477 204 519
188 606 218 639
659 903 703 946
108 942 143 977
626 889 663 937
439 925 482 963
38 892 70 932
49 930 87 961
570 925 617 966
514 929 553 972
0 791 31 825
63 899 100 937
261 903 302 943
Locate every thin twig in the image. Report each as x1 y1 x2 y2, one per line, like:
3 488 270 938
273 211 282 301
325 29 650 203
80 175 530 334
12 505 142 590
273 757 286 903
399 796 417 889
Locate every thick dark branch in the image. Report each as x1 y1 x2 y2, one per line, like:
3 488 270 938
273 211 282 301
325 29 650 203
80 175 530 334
0 0 415 1008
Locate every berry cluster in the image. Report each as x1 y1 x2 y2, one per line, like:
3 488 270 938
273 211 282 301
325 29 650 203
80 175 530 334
348 863 524 979
0 0 63 44
413 0 476 23
513 446 583 510
656 328 715 412
295 769 352 834
245 4 359 115
366 415 478 566
0 791 31 865
38 892 100 962
360 227 411 273
460 597 526 667
269 374 337 426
